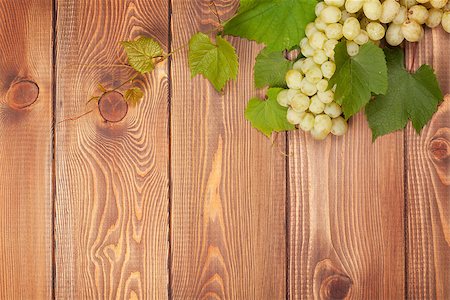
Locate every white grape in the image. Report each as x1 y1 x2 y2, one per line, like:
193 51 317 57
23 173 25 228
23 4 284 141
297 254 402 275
346 40 360 56
343 17 361 40
305 22 319 38
324 39 339 58
299 113 315 131
416 0 430 3
277 90 291 107
354 29 370 44
325 0 346 8
315 17 328 31
301 41 316 57
379 0 401 23
309 31 328 49
317 90 335 103
324 102 342 118
363 0 383 21
300 58 318 74
386 23 405 46
331 116 348 136
320 6 342 23
309 95 325 114
287 89 303 100
443 12 450 33
291 93 311 112
301 79 318 96
305 65 323 83
315 2 327 17
313 49 329 64
408 5 429 24
393 6 408 24
311 114 332 140
366 22 386 40
316 79 329 92
426 8 443 28
402 20 424 41
286 69 303 89
300 37 309 49
321 61 336 79
400 0 418 7
325 23 344 39
345 0 364 13
293 58 305 71
287 108 305 125
430 0 448 8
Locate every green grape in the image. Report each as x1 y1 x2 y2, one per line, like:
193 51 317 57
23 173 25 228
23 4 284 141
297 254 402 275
309 95 325 114
287 108 305 125
380 0 401 23
324 39 339 58
426 8 443 28
393 6 408 24
311 114 332 140
293 58 305 71
430 0 448 8
300 57 318 74
325 0 346 8
443 11 450 33
331 116 349 136
346 40 360 56
343 17 361 40
363 0 383 21
354 29 370 44
310 31 328 49
299 112 315 131
317 90 335 104
321 61 336 79
345 0 364 13
301 79 318 96
305 22 319 38
324 102 342 118
366 22 386 40
286 69 304 89
408 5 430 24
305 65 324 83
291 93 311 112
315 2 327 17
316 79 329 92
320 6 342 23
277 89 291 107
386 23 405 46
402 20 424 41
325 23 344 39
313 49 329 64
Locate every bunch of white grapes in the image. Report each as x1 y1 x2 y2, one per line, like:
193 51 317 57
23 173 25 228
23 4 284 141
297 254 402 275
278 0 450 140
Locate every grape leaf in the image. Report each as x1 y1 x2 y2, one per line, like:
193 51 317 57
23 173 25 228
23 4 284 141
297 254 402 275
223 0 317 51
329 41 388 119
121 37 163 74
188 33 238 92
238 0 257 12
365 48 442 140
245 88 295 137
124 87 144 106
254 48 293 88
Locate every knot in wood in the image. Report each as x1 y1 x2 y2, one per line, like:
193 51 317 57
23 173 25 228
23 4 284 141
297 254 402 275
98 91 128 123
429 138 449 161
7 80 39 109
321 274 352 300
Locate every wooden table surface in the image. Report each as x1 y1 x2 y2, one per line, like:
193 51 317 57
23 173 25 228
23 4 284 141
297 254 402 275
0 0 449 299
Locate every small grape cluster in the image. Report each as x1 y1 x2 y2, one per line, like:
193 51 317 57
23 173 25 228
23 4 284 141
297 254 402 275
278 0 450 140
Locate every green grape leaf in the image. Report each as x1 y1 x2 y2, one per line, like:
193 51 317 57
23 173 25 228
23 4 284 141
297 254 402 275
254 48 293 88
329 41 388 119
124 87 144 106
245 88 295 137
365 48 442 140
188 33 238 92
238 0 257 12
121 37 163 74
223 0 317 51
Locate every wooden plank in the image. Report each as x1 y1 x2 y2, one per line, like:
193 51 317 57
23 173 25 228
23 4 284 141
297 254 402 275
170 1 286 298
54 0 169 298
288 118 405 296
0 0 53 298
405 27 450 299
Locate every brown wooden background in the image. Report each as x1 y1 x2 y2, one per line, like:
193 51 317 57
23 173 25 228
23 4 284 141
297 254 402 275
0 0 449 299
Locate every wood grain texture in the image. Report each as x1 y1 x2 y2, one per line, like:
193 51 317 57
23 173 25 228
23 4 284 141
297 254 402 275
288 112 405 299
54 0 169 298
405 27 450 300
170 1 286 298
0 0 53 298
